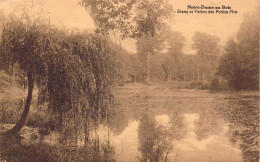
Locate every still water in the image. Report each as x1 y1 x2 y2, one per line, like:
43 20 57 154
1 84 259 161
107 85 259 161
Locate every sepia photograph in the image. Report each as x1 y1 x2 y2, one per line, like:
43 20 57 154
0 0 259 161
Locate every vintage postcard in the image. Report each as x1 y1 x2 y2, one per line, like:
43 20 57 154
0 0 259 161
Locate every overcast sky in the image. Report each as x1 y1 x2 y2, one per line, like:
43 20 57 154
170 0 258 54
0 0 258 54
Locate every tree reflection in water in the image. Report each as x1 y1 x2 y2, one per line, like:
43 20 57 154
0 120 116 161
168 110 186 141
0 133 116 162
138 113 172 162
195 109 222 141
215 95 259 162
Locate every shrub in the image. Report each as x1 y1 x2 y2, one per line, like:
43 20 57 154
0 98 23 124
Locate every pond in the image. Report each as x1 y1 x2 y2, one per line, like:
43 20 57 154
0 84 259 161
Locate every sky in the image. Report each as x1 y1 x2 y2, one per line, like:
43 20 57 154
169 0 258 54
0 0 258 54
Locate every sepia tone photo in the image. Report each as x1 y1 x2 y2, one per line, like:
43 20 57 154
0 0 259 161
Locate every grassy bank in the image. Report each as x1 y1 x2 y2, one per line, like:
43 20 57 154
0 97 57 129
136 81 212 90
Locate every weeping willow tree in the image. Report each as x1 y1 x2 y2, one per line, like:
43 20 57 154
0 15 119 135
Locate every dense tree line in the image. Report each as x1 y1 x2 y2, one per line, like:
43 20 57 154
123 49 218 83
218 11 259 90
124 28 218 83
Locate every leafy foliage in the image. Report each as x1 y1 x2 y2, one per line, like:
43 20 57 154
192 32 220 59
81 0 173 38
134 0 173 38
0 16 120 132
165 30 185 56
218 12 259 90
137 33 164 67
0 10 6 39
80 0 137 37
138 114 172 161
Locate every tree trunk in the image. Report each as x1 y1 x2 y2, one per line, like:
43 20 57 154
162 63 168 81
202 71 205 82
197 68 200 82
168 63 171 82
147 52 150 83
3 72 34 135
168 73 171 82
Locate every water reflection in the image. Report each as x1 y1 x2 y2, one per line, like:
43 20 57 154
0 88 259 162
195 109 221 141
109 108 130 136
138 113 172 161
0 123 116 162
168 110 186 141
171 113 243 162
0 133 116 162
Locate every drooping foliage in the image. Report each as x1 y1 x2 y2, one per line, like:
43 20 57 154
0 16 119 134
0 10 6 39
